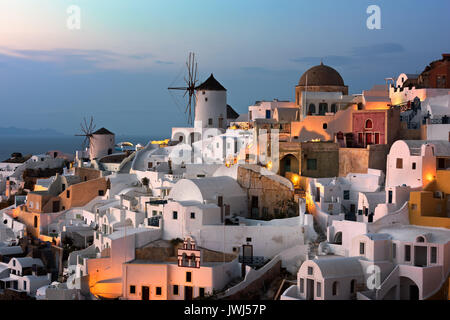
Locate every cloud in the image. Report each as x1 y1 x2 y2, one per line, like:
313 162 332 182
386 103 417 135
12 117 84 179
291 42 405 67
351 43 405 56
291 55 353 66
0 46 166 73
155 60 174 65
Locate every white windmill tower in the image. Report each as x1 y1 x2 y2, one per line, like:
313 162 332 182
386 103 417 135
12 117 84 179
75 117 115 161
168 53 228 130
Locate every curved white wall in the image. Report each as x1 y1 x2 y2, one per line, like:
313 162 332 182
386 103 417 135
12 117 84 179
90 134 115 160
195 90 227 129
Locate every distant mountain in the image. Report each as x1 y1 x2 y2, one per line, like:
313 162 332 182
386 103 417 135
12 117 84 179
0 126 66 136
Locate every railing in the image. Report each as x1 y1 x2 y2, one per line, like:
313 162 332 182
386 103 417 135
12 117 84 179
375 265 399 300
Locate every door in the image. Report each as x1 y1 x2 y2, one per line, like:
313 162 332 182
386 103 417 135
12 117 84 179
366 133 373 145
315 187 320 202
350 204 356 214
142 286 150 300
251 196 259 218
388 190 393 204
306 279 314 300
414 246 427 267
375 133 380 144
409 285 419 300
185 286 193 300
52 201 60 212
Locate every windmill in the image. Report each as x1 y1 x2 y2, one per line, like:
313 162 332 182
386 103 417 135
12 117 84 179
168 52 199 125
75 116 96 150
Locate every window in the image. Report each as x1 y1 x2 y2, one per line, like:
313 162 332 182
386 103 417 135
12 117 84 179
23 281 27 291
34 216 38 228
412 162 416 170
431 247 437 264
396 158 403 169
265 110 271 119
130 285 136 294
246 237 252 243
156 287 162 296
199 287 205 297
190 212 195 219
323 123 327 129
365 119 373 129
98 190 105 196
331 104 337 113
66 190 70 198
359 242 365 255
300 278 304 293
173 211 178 220
392 243 397 259
208 118 213 126
308 104 316 114
316 282 321 297
148 162 153 169
332 281 338 296
186 272 192 283
205 97 208 102
343 190 350 200
405 245 411 262
152 210 157 216
307 266 313 275
307 159 317 170
173 285 179 295
411 204 417 211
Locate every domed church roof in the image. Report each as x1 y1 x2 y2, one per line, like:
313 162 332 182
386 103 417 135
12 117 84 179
298 62 345 87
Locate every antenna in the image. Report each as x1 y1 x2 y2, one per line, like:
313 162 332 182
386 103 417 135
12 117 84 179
168 52 199 125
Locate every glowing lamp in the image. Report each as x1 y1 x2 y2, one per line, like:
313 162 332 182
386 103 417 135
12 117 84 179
266 161 273 170
426 174 434 182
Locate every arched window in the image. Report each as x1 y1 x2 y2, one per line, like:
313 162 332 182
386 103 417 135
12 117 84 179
332 281 339 296
308 104 316 115
365 119 373 129
331 104 337 113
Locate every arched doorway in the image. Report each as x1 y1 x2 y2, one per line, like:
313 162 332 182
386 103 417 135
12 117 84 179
280 154 299 177
399 276 419 300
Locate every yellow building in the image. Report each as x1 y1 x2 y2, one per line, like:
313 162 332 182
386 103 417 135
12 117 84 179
409 170 450 228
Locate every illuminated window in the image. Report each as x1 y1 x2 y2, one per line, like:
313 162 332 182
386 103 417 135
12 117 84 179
130 285 136 294
173 285 179 295
156 287 162 296
186 272 192 283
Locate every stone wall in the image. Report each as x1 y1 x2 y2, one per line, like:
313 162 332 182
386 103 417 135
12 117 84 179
339 144 388 177
237 165 295 219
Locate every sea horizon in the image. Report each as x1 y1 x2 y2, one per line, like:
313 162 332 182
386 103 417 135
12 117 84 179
0 134 162 161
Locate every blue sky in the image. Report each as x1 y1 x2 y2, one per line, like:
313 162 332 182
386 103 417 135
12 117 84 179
0 0 449 136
